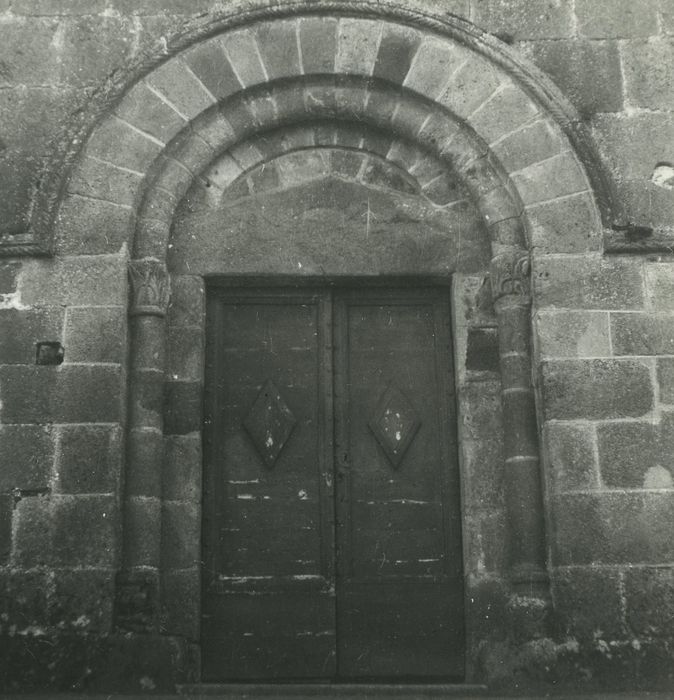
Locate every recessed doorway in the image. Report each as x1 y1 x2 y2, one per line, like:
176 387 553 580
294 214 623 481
201 283 465 682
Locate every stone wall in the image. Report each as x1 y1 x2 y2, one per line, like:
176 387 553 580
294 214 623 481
0 0 672 693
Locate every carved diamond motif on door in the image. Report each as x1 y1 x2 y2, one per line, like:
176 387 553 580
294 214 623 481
368 384 421 467
242 379 296 468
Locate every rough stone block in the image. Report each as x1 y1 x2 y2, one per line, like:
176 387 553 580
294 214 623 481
611 313 674 356
0 570 49 630
298 16 338 74
657 357 674 404
622 38 674 111
57 425 121 495
51 569 115 632
146 58 215 120
624 566 674 636
373 24 421 84
183 38 241 102
523 39 623 115
163 434 201 503
167 326 204 382
0 425 54 492
64 306 125 364
544 422 599 493
256 20 301 81
335 18 382 76
0 18 60 86
526 191 602 254
85 116 163 173
129 369 163 430
164 381 202 436
535 310 611 358
491 118 565 174
461 437 504 509
115 81 186 145
644 262 674 311
19 256 126 307
403 37 467 100
0 365 122 424
67 156 143 208
52 496 117 567
576 0 659 38
534 255 644 310
551 566 624 638
551 491 674 565
591 112 674 182
12 494 52 568
161 568 200 640
610 179 674 234
458 381 504 440
161 502 199 570
221 30 267 88
0 307 64 364
596 421 663 488
463 510 507 574
472 0 574 40
511 152 588 205
438 57 503 122
541 359 654 420
54 194 134 255
60 16 135 87
472 83 541 146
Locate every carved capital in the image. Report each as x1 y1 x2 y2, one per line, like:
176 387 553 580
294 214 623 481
489 249 531 304
128 259 170 318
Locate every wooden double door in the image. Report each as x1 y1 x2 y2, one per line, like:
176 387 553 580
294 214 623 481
202 285 464 682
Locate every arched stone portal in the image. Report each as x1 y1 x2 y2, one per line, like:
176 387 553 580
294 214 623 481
51 1 605 684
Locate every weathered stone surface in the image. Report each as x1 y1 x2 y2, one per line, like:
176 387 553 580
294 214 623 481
161 502 199 570
67 156 142 208
12 494 52 568
64 306 126 363
461 437 505 509
551 491 674 565
167 275 205 327
57 425 121 494
161 568 200 639
592 112 674 181
403 37 467 99
541 359 654 420
0 424 54 492
298 16 338 74
60 15 135 87
52 496 117 567
511 152 588 205
491 118 565 173
0 495 11 565
523 40 623 115
575 0 658 38
526 191 601 254
624 566 674 636
19 256 126 307
164 381 202 436
123 496 161 568
534 256 644 310
167 325 205 382
536 310 610 358
125 428 162 498
0 262 21 295
373 24 420 84
596 421 662 488
470 84 540 146
256 20 301 81
644 263 674 311
51 569 115 632
611 313 674 356
0 18 60 86
163 434 201 502
658 358 674 404
472 0 575 39
544 422 599 493
335 18 382 76
0 365 122 424
0 306 64 364
183 39 241 102
146 58 215 121
551 566 624 638
221 30 266 88
85 115 163 172
622 38 674 111
463 510 508 574
0 570 49 631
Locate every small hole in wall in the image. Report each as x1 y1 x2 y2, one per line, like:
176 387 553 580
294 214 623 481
36 341 64 366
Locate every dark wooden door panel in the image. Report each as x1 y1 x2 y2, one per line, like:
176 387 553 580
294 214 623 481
334 289 464 679
202 290 336 681
202 285 464 682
